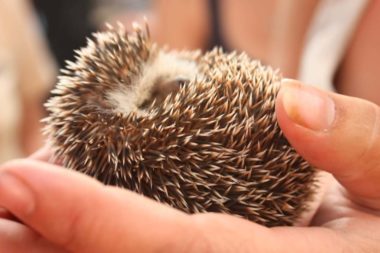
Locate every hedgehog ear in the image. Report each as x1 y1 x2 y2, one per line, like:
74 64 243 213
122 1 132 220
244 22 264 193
170 49 202 63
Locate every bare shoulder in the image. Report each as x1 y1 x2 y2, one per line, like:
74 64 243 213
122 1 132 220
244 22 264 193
335 0 380 105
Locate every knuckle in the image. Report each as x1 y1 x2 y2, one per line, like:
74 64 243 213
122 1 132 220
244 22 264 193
189 213 252 253
339 102 380 182
364 103 380 158
357 103 380 172
58 203 97 251
186 213 220 253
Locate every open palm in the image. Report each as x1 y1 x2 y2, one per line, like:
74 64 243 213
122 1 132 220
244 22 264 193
0 80 379 252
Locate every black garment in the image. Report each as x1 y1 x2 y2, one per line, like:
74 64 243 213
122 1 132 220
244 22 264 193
33 0 95 67
208 0 229 51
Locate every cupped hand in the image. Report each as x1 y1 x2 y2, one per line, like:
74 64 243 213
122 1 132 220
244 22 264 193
0 79 380 252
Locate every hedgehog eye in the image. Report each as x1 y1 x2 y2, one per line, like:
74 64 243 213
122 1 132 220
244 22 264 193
173 78 189 87
138 77 190 110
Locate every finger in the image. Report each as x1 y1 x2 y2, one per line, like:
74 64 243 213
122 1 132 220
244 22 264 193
0 219 67 253
276 79 380 209
29 144 64 166
0 159 199 253
0 207 12 219
0 207 19 222
0 159 375 253
28 145 53 162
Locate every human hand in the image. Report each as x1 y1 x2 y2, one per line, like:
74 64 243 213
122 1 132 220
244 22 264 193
0 79 380 252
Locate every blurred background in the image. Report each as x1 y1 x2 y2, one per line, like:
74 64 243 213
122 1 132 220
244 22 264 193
0 0 378 163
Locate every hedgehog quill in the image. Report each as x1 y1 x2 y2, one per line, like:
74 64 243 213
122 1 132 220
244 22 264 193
44 24 316 227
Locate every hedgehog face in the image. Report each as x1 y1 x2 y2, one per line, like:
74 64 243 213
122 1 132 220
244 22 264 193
45 24 316 227
107 50 201 116
56 26 200 117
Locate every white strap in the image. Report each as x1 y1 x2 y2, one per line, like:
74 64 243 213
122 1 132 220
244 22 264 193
298 0 369 91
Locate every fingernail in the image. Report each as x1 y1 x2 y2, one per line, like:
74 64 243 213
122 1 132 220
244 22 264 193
0 172 35 216
281 82 335 131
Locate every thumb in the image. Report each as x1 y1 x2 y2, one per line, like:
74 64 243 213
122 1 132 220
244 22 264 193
0 160 196 253
276 79 380 210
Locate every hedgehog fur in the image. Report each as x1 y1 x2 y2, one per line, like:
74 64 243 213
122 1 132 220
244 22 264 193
44 24 316 227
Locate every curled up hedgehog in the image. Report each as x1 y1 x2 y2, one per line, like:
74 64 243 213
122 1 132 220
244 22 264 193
44 24 316 227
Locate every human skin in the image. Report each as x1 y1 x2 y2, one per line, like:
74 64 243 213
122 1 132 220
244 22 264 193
0 0 57 157
0 79 380 252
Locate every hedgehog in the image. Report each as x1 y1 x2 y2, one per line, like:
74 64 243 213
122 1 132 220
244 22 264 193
44 24 316 227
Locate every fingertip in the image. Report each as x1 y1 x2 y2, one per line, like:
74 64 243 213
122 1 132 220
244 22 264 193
278 79 336 132
275 80 323 155
276 79 304 134
28 145 53 162
0 159 29 172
